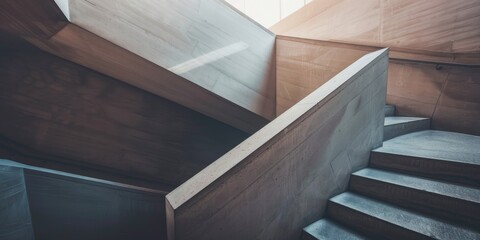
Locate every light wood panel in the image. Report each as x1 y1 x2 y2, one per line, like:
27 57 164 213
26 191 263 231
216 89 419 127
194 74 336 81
0 42 248 190
272 0 480 55
276 36 480 135
276 36 376 114
387 61 480 136
67 0 276 120
166 49 388 240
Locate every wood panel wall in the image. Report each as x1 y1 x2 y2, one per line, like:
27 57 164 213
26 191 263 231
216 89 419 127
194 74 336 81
0 0 67 38
166 49 388 240
276 36 480 136
388 61 480 136
276 36 375 114
271 0 480 56
0 38 248 190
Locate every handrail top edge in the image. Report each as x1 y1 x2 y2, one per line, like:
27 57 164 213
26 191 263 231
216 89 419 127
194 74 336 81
166 48 389 209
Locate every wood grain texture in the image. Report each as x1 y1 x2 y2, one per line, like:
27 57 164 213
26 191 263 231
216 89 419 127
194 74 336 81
271 0 480 55
276 36 375 114
0 44 248 190
0 0 67 38
67 0 276 120
275 36 480 135
24 24 268 133
1 0 272 133
166 49 388 240
387 61 480 135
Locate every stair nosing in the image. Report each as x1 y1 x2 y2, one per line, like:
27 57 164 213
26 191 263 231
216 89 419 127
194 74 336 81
303 219 367 240
330 192 480 239
352 168 480 204
384 117 429 127
372 148 480 166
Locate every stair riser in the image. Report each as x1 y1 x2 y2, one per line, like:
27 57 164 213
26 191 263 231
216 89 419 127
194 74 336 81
349 175 480 229
302 219 368 240
370 152 480 187
384 106 395 117
327 202 430 240
383 119 430 141
302 233 318 240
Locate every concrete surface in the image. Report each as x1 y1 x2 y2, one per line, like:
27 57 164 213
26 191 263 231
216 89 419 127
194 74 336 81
380 130 480 164
329 192 480 240
303 219 367 240
307 129 480 238
384 105 395 117
0 166 34 240
166 49 389 240
351 168 480 228
383 116 430 140
0 159 167 240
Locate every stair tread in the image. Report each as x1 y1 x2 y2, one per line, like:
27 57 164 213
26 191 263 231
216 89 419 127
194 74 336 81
330 192 480 240
353 168 480 204
303 219 367 240
384 116 429 126
383 117 430 141
375 130 480 165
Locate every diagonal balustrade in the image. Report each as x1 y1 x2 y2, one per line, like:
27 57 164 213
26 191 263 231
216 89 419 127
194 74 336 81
166 48 389 240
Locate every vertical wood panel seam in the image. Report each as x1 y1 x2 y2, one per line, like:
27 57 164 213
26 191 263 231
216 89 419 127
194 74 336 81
431 70 450 122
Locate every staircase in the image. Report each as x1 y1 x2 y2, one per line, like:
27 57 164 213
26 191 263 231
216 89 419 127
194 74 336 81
303 105 480 240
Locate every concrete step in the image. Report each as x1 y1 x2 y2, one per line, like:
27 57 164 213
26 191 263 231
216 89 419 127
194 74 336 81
350 168 480 229
384 105 395 117
302 219 367 240
383 117 430 141
327 192 480 240
371 130 480 187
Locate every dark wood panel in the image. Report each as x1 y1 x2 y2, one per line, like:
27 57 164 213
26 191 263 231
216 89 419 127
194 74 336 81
0 0 67 38
1 0 274 133
0 42 248 190
26 24 268 133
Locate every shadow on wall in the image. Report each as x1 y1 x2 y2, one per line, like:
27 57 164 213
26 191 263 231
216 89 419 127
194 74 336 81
0 35 249 190
0 159 167 240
